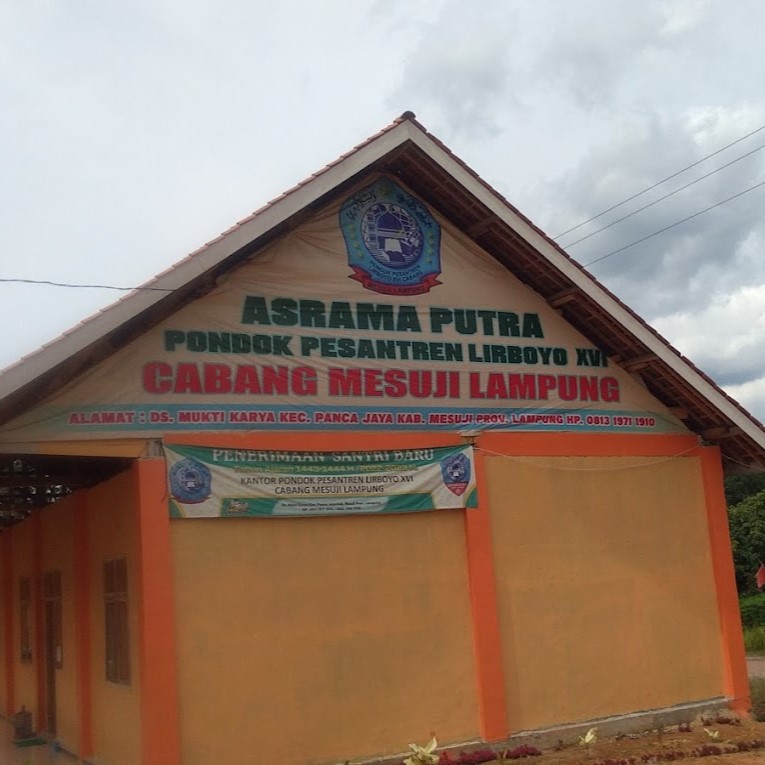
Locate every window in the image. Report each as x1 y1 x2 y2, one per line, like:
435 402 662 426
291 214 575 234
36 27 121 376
104 558 130 684
19 577 32 662
44 570 63 669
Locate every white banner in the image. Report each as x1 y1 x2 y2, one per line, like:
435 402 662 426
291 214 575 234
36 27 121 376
166 443 478 518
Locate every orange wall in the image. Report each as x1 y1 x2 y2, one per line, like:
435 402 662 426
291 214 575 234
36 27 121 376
0 429 740 764
0 494 88 751
87 471 142 765
485 452 724 731
171 510 480 764
41 496 79 752
0 468 142 761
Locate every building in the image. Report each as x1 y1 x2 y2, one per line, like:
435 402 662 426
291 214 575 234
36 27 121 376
0 114 762 765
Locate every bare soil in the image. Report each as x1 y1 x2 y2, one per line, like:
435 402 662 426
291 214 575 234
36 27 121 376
466 719 765 765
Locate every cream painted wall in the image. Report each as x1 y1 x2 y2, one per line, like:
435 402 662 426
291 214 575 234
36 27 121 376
171 510 479 765
486 454 724 731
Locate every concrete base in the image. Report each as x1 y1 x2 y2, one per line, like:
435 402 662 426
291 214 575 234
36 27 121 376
499 697 729 751
356 697 730 765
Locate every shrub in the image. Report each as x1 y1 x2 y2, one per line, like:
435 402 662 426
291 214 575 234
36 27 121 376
456 749 496 764
740 593 765 627
744 626 765 652
691 745 721 757
729 492 765 594
404 738 440 765
504 746 542 759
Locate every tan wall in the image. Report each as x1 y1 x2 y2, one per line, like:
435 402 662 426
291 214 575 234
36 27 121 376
11 519 37 722
88 471 141 765
42 496 79 752
171 510 479 765
486 454 724 731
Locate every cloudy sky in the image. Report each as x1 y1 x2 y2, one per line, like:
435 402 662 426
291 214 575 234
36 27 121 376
2 0 765 416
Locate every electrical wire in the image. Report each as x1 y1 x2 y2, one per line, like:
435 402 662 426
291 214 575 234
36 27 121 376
0 278 174 292
4 131 765 290
720 452 763 470
475 444 700 471
554 122 765 239
584 177 765 268
3 169 764 289
564 141 765 248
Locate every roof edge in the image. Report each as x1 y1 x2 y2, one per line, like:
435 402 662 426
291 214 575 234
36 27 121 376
0 117 421 400
1 113 763 461
401 127 765 453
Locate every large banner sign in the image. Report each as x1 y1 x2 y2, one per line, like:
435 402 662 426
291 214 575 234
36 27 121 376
0 176 688 443
166 443 477 518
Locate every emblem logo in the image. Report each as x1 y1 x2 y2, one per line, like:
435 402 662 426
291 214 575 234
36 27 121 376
340 178 441 295
169 457 212 504
440 452 471 497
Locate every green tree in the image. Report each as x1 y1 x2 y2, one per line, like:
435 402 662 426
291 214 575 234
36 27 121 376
725 473 765 507
729 490 765 594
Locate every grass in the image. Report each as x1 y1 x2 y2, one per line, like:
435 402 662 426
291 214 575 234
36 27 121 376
744 626 765 653
751 677 765 721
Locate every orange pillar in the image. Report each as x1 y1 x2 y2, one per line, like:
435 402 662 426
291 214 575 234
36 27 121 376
74 496 93 757
32 512 46 732
2 530 14 716
699 446 750 713
134 457 180 765
464 448 508 740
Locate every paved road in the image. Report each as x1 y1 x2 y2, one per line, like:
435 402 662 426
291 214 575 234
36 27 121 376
747 655 765 678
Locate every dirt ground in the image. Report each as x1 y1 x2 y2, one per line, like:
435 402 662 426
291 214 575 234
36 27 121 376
469 718 765 765
747 657 765 678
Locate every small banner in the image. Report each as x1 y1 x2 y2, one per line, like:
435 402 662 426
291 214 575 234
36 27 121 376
166 443 477 518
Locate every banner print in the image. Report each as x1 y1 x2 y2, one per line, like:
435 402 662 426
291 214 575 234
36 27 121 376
166 443 478 518
0 176 688 443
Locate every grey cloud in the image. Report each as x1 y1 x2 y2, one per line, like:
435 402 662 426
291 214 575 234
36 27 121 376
545 110 765 323
387 1 518 139
651 279 765 387
534 1 675 109
725 376 765 422
535 108 765 396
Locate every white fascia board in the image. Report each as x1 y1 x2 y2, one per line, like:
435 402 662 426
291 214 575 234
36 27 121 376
0 123 413 401
403 124 765 449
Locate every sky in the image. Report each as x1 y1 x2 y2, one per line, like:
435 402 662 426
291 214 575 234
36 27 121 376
2 0 765 417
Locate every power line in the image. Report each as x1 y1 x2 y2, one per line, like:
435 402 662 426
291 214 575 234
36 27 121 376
584 177 765 268
4 161 765 291
0 278 173 292
554 121 765 239
564 140 765 248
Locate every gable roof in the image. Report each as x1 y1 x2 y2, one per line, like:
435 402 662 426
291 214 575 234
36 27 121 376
1 112 764 470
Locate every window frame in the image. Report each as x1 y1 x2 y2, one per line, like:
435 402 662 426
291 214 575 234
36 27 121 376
103 558 131 685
